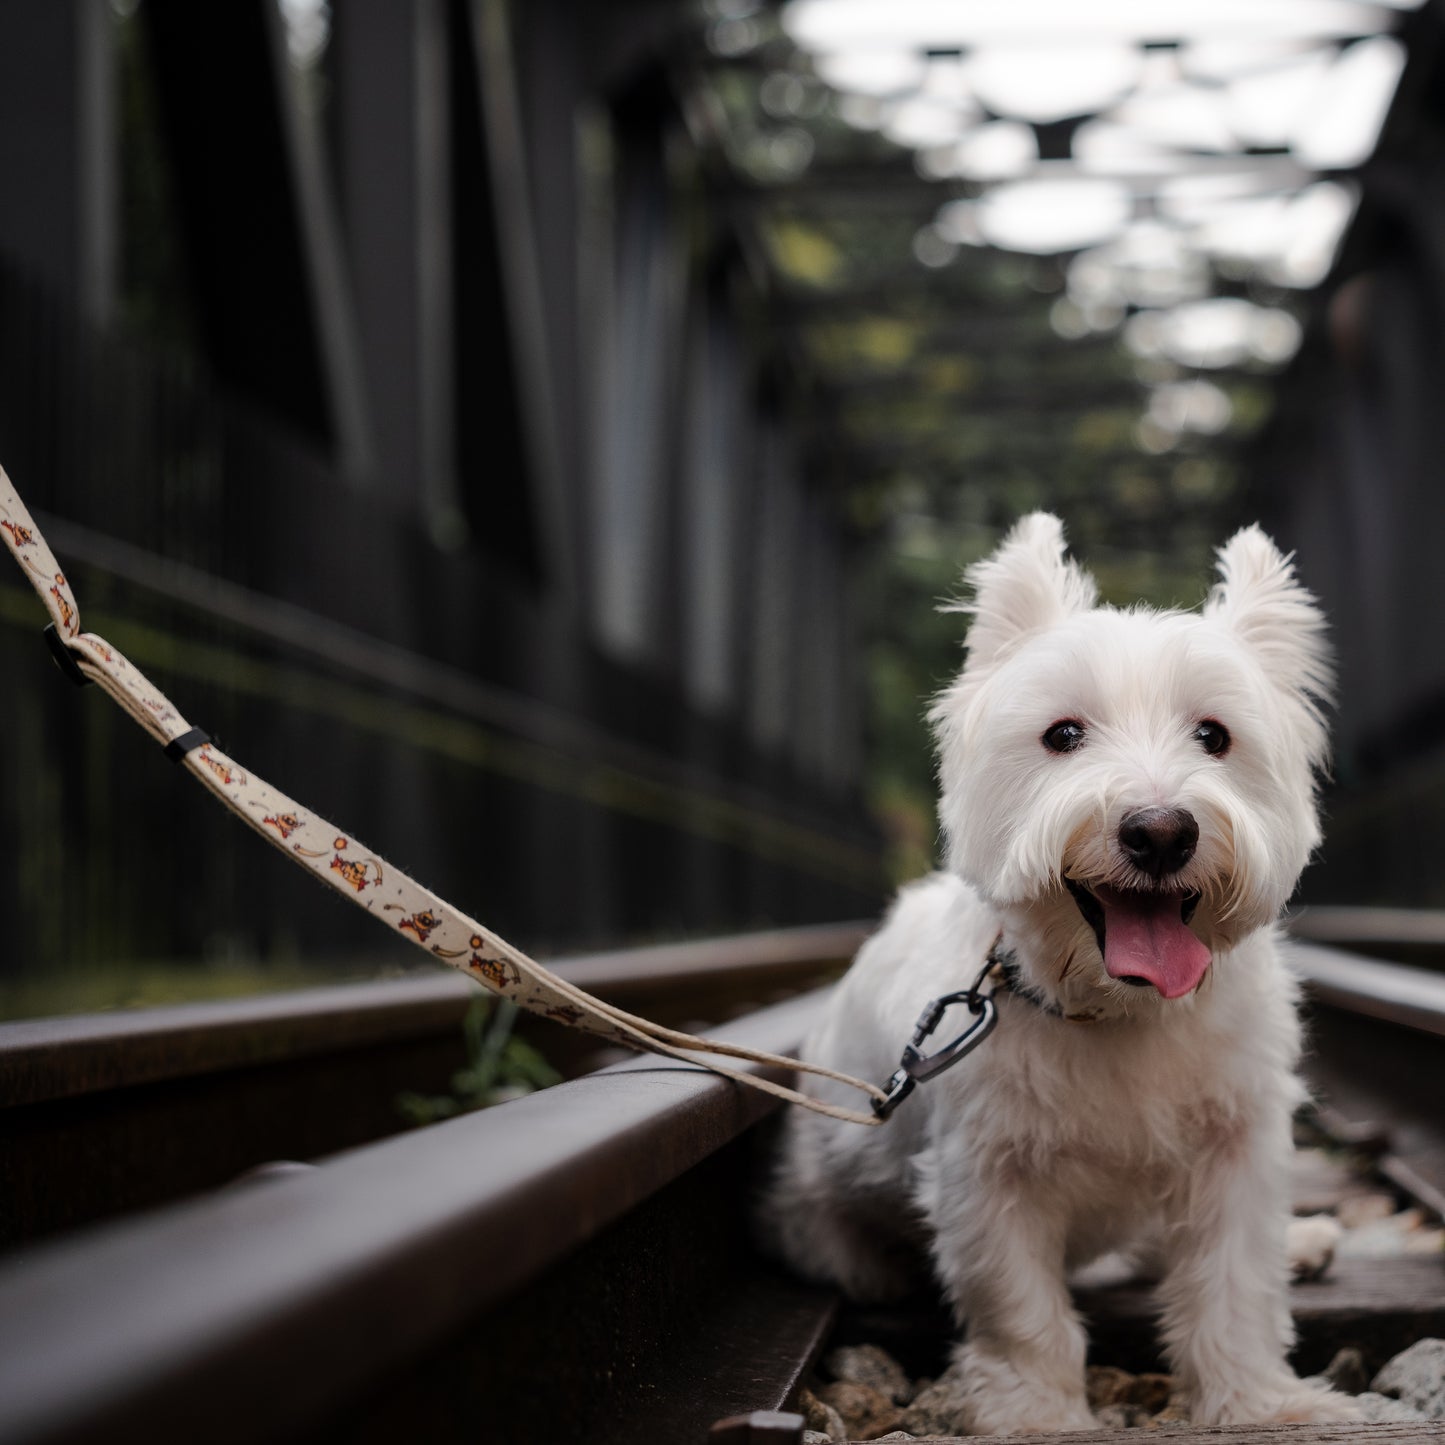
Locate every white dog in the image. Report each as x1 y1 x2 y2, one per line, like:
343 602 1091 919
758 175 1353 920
761 516 1358 1434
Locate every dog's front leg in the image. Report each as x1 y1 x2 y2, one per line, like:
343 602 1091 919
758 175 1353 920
1156 1123 1359 1426
928 1168 1096 1435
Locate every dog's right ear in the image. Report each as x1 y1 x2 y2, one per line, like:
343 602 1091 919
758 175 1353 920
948 513 1097 670
1205 525 1333 711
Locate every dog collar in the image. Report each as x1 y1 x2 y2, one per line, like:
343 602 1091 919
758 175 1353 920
991 948 1061 1016
990 948 1103 1022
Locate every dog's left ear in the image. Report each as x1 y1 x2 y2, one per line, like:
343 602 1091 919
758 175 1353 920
1205 525 1334 712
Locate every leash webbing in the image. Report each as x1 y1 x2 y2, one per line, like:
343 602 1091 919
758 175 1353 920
0 467 887 1126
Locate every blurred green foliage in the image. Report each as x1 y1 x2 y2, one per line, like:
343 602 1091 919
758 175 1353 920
396 996 562 1126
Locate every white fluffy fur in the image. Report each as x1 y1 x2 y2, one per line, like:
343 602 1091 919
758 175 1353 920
760 516 1356 1434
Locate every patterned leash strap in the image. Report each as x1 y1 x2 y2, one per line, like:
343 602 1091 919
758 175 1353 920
0 467 887 1126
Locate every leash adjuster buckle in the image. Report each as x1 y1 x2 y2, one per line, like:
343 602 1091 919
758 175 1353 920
871 961 1001 1121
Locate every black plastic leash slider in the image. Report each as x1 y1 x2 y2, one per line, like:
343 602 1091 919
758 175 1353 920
164 726 213 763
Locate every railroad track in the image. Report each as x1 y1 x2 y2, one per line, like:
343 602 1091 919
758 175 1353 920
0 915 1441 1443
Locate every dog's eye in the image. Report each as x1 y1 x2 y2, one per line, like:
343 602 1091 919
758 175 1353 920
1042 720 1087 754
1194 720 1231 756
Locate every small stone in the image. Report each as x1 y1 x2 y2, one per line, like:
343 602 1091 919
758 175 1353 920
1147 1392 1191 1425
823 1343 914 1403
1353 1390 1431 1422
1086 1365 1135 1409
1124 1373 1175 1413
803 1434 833 1445
1290 1146 1358 1209
1336 1217 1408 1259
799 1385 847 1441
1371 1337 1445 1418
1289 1214 1342 1280
1095 1402 1145 1428
898 1364 970 1437
1074 1249 1152 1289
1334 1190 1398 1229
872 1435 918 1441
1337 1207 1443 1259
815 1379 903 1439
1323 1345 1370 1395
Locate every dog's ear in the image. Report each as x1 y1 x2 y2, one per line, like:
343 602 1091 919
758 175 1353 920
950 513 1097 669
1205 525 1334 711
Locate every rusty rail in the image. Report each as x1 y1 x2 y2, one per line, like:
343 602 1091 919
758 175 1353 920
1288 938 1445 1221
0 985 841 1445
1289 905 1445 970
0 921 866 1247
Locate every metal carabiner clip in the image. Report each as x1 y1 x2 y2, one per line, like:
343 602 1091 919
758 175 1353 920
872 959 1002 1120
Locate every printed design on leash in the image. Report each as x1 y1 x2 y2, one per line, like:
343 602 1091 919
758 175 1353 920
262 812 302 840
383 904 442 943
432 933 488 960
48 576 75 634
194 745 247 788
328 837 383 892
473 955 522 990
144 697 179 725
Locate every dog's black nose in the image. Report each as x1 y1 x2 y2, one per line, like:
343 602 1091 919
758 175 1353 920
1118 807 1198 879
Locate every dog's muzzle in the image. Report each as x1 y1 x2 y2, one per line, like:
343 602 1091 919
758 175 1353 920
1065 876 1211 999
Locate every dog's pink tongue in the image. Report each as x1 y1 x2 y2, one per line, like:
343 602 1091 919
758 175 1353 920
1095 887 1211 999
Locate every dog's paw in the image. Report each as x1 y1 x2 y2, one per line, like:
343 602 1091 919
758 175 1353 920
965 1401 1100 1436
1200 1377 1362 1427
1263 1385 1364 1425
951 1347 1097 1436
1287 1213 1343 1281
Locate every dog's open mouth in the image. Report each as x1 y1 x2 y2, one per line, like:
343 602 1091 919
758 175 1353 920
1065 879 1209 999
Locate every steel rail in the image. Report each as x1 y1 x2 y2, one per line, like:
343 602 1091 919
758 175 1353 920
0 988 838 1445
1289 940 1445 1039
1288 938 1445 1223
1290 905 1445 968
0 921 866 1249
0 920 868 1108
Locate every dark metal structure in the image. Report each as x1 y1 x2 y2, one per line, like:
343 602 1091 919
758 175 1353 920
1247 1 1445 911
0 0 883 1004
2 0 1442 996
